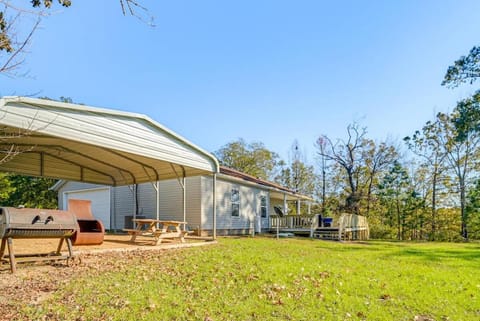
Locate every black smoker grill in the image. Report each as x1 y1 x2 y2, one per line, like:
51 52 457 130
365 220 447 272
0 207 79 273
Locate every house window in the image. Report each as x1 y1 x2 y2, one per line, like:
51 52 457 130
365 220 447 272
231 187 240 217
260 196 267 218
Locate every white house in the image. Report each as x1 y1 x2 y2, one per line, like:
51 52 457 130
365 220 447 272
53 167 313 235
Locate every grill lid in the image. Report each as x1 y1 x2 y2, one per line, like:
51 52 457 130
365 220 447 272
0 207 79 239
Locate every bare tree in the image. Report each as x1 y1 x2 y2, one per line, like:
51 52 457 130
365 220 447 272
316 123 367 214
0 113 47 164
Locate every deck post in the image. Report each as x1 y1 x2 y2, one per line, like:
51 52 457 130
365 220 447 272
276 214 279 240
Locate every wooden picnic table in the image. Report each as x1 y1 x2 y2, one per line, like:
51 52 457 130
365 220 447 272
123 219 189 245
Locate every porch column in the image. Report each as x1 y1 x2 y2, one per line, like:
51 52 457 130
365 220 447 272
308 201 311 215
297 199 301 215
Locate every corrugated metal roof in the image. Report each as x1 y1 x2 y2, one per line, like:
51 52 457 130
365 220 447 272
0 96 219 185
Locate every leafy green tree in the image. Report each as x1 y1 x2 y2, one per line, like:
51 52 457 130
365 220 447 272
447 93 480 239
442 46 480 88
0 172 14 203
428 107 480 240
466 179 480 239
1 175 58 208
214 139 280 180
404 117 448 240
441 45 480 240
362 139 399 217
378 161 423 240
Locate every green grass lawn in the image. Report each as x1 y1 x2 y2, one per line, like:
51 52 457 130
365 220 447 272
22 237 480 321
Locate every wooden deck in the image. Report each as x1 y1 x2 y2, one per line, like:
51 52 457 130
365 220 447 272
269 215 316 236
269 213 369 241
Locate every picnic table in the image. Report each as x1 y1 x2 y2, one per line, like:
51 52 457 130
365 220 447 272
123 219 189 245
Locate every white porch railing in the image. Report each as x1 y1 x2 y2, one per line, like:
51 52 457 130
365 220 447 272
270 215 316 229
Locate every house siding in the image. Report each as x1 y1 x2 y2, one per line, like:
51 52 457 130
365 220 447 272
57 174 281 235
201 176 270 235
112 185 135 230
157 177 202 229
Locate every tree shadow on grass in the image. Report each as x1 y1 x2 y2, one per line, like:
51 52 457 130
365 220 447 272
313 240 480 263
384 247 480 263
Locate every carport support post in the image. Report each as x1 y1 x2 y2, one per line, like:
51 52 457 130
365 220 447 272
156 181 160 223
133 184 137 227
183 175 186 231
213 174 217 240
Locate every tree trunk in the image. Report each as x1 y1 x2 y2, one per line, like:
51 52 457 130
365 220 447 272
366 178 373 217
396 197 401 240
460 178 468 239
431 170 437 241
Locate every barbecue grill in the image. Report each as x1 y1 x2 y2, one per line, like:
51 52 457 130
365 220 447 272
0 207 79 273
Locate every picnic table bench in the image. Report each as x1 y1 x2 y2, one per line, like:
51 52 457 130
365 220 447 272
123 219 191 245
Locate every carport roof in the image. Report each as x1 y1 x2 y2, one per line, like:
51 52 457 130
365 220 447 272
0 96 219 186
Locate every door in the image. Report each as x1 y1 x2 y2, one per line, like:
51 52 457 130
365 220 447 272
64 188 111 229
256 195 268 233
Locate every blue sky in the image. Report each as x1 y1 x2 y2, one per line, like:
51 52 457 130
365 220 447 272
1 0 480 162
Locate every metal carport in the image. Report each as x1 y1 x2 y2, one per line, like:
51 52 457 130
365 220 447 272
0 96 220 238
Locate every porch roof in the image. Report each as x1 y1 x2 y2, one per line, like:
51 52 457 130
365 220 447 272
219 167 313 201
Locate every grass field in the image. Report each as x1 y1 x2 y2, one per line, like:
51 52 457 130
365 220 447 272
19 237 480 321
